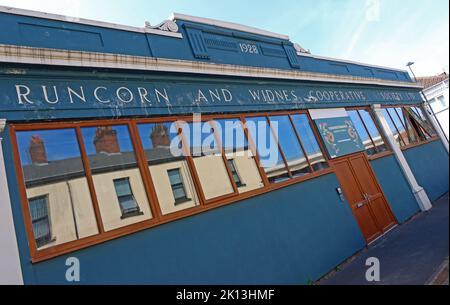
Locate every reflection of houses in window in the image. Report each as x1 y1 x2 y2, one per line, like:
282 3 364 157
29 195 52 248
21 130 98 250
94 126 121 154
227 159 244 187
113 178 144 219
167 168 190 204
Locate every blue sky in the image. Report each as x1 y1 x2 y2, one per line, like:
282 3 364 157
0 0 448 76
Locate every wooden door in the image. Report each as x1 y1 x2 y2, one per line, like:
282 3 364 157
332 153 397 243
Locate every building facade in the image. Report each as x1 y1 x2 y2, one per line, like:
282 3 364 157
419 73 449 141
0 6 448 284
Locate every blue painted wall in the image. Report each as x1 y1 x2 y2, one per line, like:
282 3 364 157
2 129 365 284
370 155 420 223
0 11 412 82
403 140 449 202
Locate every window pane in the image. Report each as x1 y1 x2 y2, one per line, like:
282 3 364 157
407 106 436 138
118 195 139 212
245 116 289 183
114 178 133 197
16 129 98 250
347 110 376 155
269 115 311 177
382 108 404 147
216 119 263 192
137 122 199 215
168 169 183 185
183 121 234 200
290 114 328 171
81 125 152 231
29 196 51 247
394 108 419 144
172 185 187 202
167 169 188 201
358 109 388 152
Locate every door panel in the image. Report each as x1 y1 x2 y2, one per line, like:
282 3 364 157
370 196 396 231
332 153 397 243
349 156 379 196
353 205 382 242
332 159 364 207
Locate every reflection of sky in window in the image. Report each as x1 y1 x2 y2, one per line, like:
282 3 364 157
245 116 283 167
81 125 134 156
137 122 177 150
347 110 370 142
382 109 402 141
17 129 81 166
290 114 322 156
358 110 382 139
269 116 305 162
387 108 405 132
215 119 248 151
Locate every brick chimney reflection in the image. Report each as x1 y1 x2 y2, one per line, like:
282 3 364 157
29 135 48 164
94 126 120 154
151 124 170 148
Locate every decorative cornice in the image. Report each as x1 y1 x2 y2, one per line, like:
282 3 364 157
0 44 423 89
0 5 182 38
145 20 179 33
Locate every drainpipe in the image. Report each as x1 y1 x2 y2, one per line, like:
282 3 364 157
0 119 24 285
371 105 432 212
421 100 449 154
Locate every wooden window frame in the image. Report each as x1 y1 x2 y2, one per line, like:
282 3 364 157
380 104 440 151
9 111 333 263
345 106 393 160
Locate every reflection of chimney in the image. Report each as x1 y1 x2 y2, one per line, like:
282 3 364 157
29 135 48 164
94 126 120 154
151 124 170 147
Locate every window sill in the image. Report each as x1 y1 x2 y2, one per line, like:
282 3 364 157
120 211 145 220
367 150 393 161
174 198 192 205
400 137 440 151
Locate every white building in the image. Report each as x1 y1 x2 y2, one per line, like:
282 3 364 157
419 73 449 141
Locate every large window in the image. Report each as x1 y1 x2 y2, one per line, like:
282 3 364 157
16 128 99 250
81 125 152 231
290 114 329 171
346 108 388 156
12 112 331 262
137 122 199 215
245 114 328 184
215 118 264 193
182 121 235 201
381 106 437 148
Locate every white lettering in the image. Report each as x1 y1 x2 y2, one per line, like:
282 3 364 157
94 87 111 104
138 87 151 104
42 85 59 104
116 87 134 103
15 85 34 104
155 88 170 105
67 86 86 104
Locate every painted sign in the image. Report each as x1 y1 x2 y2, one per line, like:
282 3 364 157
315 116 365 158
0 71 423 121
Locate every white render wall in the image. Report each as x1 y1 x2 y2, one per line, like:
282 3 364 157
0 120 24 285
